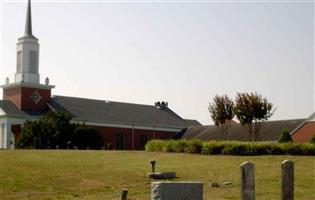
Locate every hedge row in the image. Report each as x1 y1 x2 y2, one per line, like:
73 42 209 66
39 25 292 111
145 140 315 156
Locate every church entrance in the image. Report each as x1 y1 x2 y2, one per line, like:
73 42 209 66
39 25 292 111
11 124 22 149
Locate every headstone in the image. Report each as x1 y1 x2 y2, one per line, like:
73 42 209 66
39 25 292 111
281 160 294 200
121 188 128 200
240 161 255 200
151 182 203 200
147 172 176 179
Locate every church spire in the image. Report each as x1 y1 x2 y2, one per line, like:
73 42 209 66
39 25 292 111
14 0 40 84
25 0 33 36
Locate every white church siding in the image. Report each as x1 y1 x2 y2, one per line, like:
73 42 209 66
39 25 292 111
0 122 4 149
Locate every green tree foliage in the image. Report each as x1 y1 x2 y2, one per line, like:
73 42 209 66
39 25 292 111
208 94 235 140
18 120 51 149
72 126 103 150
278 129 293 143
234 92 275 142
310 134 315 144
17 111 101 149
44 111 76 148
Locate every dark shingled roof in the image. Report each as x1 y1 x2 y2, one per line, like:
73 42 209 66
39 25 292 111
0 100 27 117
177 119 305 141
48 95 190 129
184 119 202 126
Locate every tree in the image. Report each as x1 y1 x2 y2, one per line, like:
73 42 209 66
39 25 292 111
278 129 293 143
208 94 235 140
17 112 102 149
71 126 103 150
45 112 76 148
18 120 49 149
234 92 275 142
17 111 75 149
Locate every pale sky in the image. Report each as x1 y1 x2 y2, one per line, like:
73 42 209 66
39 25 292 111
0 0 314 125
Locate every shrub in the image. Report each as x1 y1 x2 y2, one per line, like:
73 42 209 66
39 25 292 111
310 134 315 144
255 143 273 155
221 143 252 155
220 142 269 155
278 129 293 143
201 142 226 155
145 139 204 153
281 143 315 156
221 143 242 155
160 140 176 152
185 140 204 153
268 144 286 155
145 140 164 151
146 139 315 156
172 140 189 153
71 126 102 150
302 144 315 155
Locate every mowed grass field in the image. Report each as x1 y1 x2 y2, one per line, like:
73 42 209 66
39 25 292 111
0 150 314 200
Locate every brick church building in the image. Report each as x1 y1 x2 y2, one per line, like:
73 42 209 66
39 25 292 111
0 0 200 150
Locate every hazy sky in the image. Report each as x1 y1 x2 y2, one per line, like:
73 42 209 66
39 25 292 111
0 0 314 125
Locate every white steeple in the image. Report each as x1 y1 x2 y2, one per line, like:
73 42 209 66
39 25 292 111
15 0 40 84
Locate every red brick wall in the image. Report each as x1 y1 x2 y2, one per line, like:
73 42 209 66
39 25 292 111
3 86 51 112
91 125 176 150
10 123 176 150
3 87 22 108
21 87 51 112
292 122 315 143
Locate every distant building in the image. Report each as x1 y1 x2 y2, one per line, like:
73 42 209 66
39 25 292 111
0 0 200 150
291 113 315 142
175 118 314 143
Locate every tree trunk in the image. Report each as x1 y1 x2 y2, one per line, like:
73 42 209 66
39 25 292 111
253 121 262 142
247 123 253 142
221 124 228 141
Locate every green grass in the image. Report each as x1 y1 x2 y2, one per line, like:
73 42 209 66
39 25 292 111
0 150 314 200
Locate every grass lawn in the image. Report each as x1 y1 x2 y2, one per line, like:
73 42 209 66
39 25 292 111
0 150 314 200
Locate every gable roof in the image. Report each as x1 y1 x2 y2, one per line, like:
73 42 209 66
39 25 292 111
177 118 305 141
184 119 202 126
48 95 190 129
290 112 315 136
0 100 27 117
306 112 315 122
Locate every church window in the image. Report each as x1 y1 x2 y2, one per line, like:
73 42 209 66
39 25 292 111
30 91 43 104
